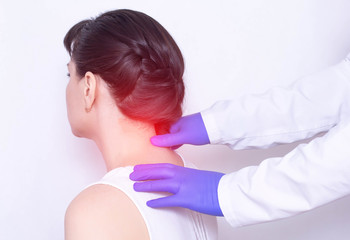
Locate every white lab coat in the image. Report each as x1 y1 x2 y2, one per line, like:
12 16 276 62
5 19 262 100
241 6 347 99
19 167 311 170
201 54 350 227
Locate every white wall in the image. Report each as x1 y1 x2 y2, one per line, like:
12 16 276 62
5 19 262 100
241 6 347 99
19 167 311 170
1 0 350 239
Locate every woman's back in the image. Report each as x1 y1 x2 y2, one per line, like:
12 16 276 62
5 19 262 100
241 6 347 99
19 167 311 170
65 160 218 240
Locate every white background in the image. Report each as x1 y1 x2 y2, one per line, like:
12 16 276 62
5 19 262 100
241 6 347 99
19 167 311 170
1 0 350 239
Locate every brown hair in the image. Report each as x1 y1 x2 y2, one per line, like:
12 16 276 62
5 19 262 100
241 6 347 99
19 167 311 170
64 9 184 134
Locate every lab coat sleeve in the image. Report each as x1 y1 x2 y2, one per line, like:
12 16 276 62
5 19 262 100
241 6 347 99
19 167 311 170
201 56 350 150
218 120 350 227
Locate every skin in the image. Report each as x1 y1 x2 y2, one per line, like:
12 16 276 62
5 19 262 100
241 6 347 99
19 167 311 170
64 61 184 240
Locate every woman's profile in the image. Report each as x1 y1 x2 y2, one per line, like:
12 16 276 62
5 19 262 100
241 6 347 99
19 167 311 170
64 9 217 239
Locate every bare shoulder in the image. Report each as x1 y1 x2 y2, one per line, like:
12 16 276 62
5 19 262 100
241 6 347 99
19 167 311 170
65 184 149 240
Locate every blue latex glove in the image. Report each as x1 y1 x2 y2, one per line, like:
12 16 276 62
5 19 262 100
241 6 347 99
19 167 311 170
130 163 224 216
151 113 210 149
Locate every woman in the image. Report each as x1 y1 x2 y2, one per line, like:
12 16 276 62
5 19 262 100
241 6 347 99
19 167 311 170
64 9 217 239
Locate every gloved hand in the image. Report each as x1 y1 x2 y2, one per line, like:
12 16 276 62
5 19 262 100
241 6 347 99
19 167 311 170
151 112 210 149
130 163 224 216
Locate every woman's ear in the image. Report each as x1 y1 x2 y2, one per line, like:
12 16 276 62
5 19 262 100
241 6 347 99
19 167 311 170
83 71 97 112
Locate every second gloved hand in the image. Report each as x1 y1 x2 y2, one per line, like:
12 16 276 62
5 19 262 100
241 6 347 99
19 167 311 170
130 163 224 216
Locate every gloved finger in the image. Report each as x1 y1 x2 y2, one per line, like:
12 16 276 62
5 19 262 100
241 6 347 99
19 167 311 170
168 119 183 133
146 195 181 208
133 179 179 194
130 163 176 181
133 163 174 171
150 133 186 147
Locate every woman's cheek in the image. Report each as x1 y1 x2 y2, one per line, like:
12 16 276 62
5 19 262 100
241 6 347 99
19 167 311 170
66 81 79 135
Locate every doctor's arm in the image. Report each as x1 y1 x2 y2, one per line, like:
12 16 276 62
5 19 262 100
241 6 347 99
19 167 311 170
152 56 350 150
218 119 350 227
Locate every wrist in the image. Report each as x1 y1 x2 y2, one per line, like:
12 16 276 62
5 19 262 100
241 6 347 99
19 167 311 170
200 110 217 144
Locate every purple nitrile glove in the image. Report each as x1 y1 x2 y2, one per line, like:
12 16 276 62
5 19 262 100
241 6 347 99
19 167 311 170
151 112 210 149
130 163 224 216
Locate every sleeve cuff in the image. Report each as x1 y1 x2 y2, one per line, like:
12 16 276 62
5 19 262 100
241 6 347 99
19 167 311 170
200 109 222 144
217 173 242 228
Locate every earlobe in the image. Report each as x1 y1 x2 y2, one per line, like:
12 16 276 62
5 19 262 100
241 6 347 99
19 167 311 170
84 72 97 113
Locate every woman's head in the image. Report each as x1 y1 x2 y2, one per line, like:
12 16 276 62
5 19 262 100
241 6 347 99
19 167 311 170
64 9 184 135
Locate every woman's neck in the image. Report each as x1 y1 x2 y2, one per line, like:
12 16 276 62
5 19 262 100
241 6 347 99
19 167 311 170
92 115 183 171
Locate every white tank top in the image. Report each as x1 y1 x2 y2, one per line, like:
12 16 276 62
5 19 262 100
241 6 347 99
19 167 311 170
90 159 218 240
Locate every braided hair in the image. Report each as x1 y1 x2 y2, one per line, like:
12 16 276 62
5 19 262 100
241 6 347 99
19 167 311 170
64 9 185 134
